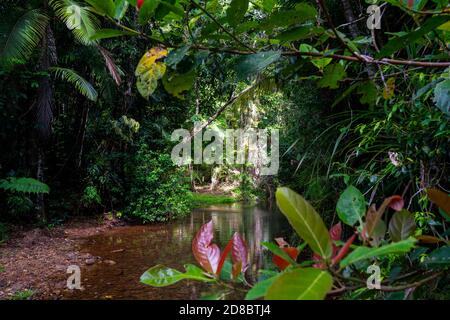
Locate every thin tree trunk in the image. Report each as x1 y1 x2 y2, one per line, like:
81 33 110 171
341 0 360 39
36 147 46 222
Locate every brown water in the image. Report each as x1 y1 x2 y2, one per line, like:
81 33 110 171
64 203 290 300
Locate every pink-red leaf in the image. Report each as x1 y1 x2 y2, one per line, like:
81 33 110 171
329 222 342 241
192 220 220 274
216 238 233 276
387 195 404 211
231 232 249 277
331 234 356 266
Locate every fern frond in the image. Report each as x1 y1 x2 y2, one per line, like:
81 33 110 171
50 0 99 45
50 67 98 101
0 178 50 194
0 9 49 65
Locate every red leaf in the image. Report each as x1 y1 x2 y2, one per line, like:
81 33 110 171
407 0 414 8
329 222 342 241
192 220 220 274
331 234 356 266
216 238 233 276
312 252 326 269
137 0 144 10
273 247 299 270
231 233 249 277
387 195 404 211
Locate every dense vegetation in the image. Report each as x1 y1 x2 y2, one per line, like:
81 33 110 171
0 0 449 299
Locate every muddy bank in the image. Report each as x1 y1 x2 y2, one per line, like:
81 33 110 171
0 216 125 300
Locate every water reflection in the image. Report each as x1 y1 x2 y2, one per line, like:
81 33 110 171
64 203 290 300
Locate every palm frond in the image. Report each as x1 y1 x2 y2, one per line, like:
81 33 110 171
0 9 49 66
50 67 98 101
0 177 50 194
50 0 99 46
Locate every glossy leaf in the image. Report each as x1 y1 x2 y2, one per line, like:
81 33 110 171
85 0 115 17
340 237 417 268
192 220 221 274
427 188 450 215
331 234 356 266
90 28 136 41
272 247 300 270
234 51 281 80
377 15 450 58
422 246 450 268
336 185 366 227
265 268 333 300
216 238 233 276
262 241 297 267
231 232 249 277
276 188 332 259
245 275 278 300
389 210 416 242
140 264 214 287
135 47 167 99
226 0 249 26
138 0 160 25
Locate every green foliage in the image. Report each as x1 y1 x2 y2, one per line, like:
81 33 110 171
125 144 191 223
0 9 49 66
336 185 366 227
191 193 236 207
0 178 49 194
276 187 332 259
339 237 417 268
81 185 102 207
10 289 34 300
265 268 333 300
140 264 214 287
50 67 98 101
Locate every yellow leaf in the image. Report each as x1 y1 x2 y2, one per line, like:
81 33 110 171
383 77 395 100
135 47 168 99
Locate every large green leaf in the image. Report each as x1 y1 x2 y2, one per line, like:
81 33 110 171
90 28 136 41
234 51 281 80
377 15 450 58
433 79 450 115
388 210 416 242
340 237 417 268
226 0 249 26
422 246 450 268
140 264 214 287
265 268 332 300
84 0 115 17
245 275 278 300
276 188 332 259
336 185 366 227
138 0 161 25
317 63 347 89
256 4 317 31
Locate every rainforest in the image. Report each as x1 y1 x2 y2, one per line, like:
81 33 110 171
0 0 449 301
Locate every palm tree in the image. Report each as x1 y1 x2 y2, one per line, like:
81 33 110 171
0 0 119 220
